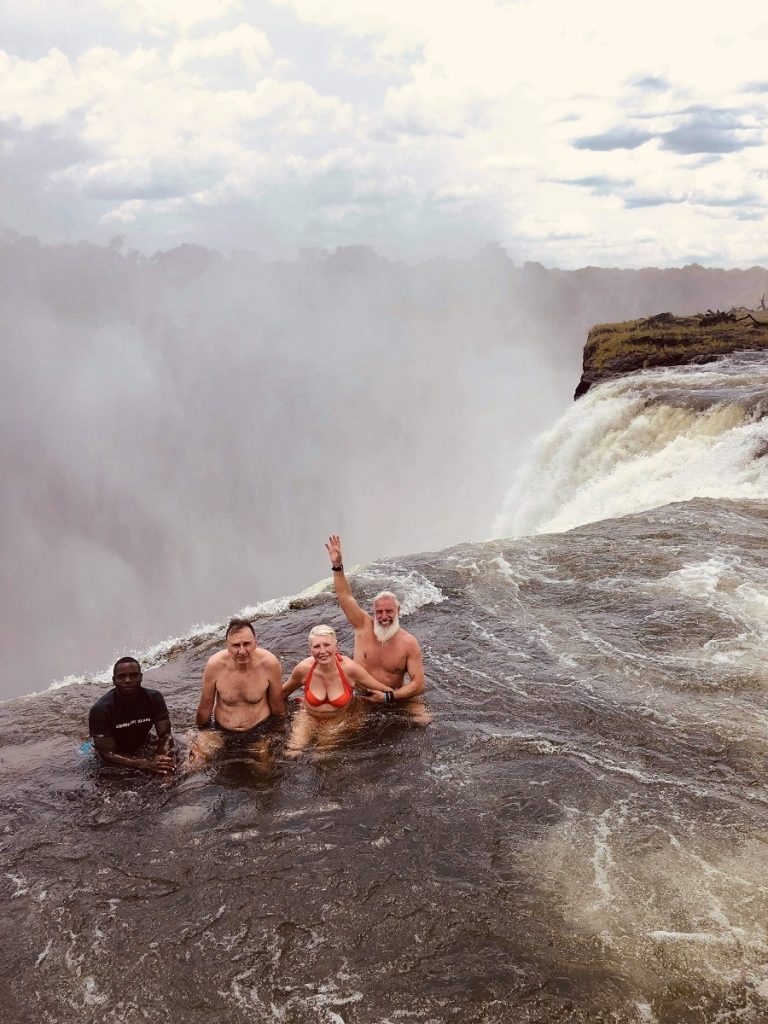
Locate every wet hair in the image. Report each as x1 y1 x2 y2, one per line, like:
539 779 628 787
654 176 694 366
113 656 141 676
373 590 399 608
225 618 256 639
308 624 337 644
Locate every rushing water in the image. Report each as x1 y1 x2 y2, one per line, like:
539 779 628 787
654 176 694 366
4 359 768 1023
494 353 768 538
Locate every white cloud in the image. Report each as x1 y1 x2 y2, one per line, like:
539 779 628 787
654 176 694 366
168 23 272 73
2 35 355 214
0 49 90 125
2 0 768 264
102 198 145 223
100 0 242 34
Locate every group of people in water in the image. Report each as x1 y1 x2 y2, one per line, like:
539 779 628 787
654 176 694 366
87 536 427 774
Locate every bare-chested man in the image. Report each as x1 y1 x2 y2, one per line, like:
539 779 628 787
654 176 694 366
325 535 427 715
189 618 284 765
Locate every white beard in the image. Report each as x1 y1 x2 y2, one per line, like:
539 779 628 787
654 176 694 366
373 617 400 644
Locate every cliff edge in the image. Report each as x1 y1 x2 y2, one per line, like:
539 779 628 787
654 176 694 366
575 310 768 399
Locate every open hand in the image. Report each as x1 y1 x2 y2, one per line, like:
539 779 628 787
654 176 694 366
325 534 343 566
147 754 176 775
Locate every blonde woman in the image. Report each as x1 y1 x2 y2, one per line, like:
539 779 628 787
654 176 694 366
282 624 392 755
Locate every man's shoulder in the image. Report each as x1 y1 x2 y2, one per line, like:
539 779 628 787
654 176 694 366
205 649 228 669
398 627 422 651
256 647 281 669
141 686 167 704
88 690 116 735
90 689 116 714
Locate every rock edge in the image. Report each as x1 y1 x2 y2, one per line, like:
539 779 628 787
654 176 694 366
575 310 768 399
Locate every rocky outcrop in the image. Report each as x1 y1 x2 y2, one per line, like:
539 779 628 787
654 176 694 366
575 310 768 398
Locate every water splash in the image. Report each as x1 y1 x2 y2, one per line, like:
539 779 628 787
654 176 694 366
493 357 768 538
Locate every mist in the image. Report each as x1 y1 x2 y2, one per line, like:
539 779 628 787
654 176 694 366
2 232 766 698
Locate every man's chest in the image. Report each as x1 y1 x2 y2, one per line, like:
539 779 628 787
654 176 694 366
216 672 267 702
361 643 407 674
109 695 152 728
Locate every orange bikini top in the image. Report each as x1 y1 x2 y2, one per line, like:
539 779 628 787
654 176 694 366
304 654 354 708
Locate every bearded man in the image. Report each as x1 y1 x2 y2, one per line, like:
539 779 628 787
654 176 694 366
324 534 426 705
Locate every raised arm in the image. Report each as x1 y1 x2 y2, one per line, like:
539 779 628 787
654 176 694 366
265 653 285 717
195 657 218 728
325 534 368 629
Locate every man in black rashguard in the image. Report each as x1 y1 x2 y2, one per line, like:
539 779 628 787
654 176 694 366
89 657 175 775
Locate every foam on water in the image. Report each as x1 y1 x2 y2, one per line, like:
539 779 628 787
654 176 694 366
46 620 223 693
660 557 768 630
590 802 629 911
493 358 768 538
45 565 446 696
653 556 768 679
46 586 333 694
7 408 768 1021
354 565 446 615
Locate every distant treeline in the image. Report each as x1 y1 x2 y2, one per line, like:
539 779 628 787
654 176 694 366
2 233 766 348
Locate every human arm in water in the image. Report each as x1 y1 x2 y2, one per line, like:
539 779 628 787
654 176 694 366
325 534 369 629
195 656 218 728
92 720 176 775
264 652 285 717
155 715 175 756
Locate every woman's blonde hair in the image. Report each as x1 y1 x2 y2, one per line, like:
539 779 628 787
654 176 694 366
308 624 337 644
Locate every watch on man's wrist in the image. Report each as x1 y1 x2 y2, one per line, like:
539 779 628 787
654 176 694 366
331 563 343 572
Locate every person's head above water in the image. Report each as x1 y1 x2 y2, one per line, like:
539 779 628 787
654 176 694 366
372 591 400 644
309 624 337 641
226 618 255 639
112 656 143 698
225 618 257 664
308 624 338 662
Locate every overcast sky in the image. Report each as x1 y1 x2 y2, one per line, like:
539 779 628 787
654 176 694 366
3 0 768 266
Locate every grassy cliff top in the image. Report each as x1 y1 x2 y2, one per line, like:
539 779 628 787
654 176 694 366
575 310 768 398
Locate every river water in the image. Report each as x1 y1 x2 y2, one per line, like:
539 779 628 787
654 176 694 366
4 359 768 1023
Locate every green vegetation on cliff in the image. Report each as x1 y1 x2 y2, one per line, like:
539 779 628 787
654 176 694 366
575 310 768 398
